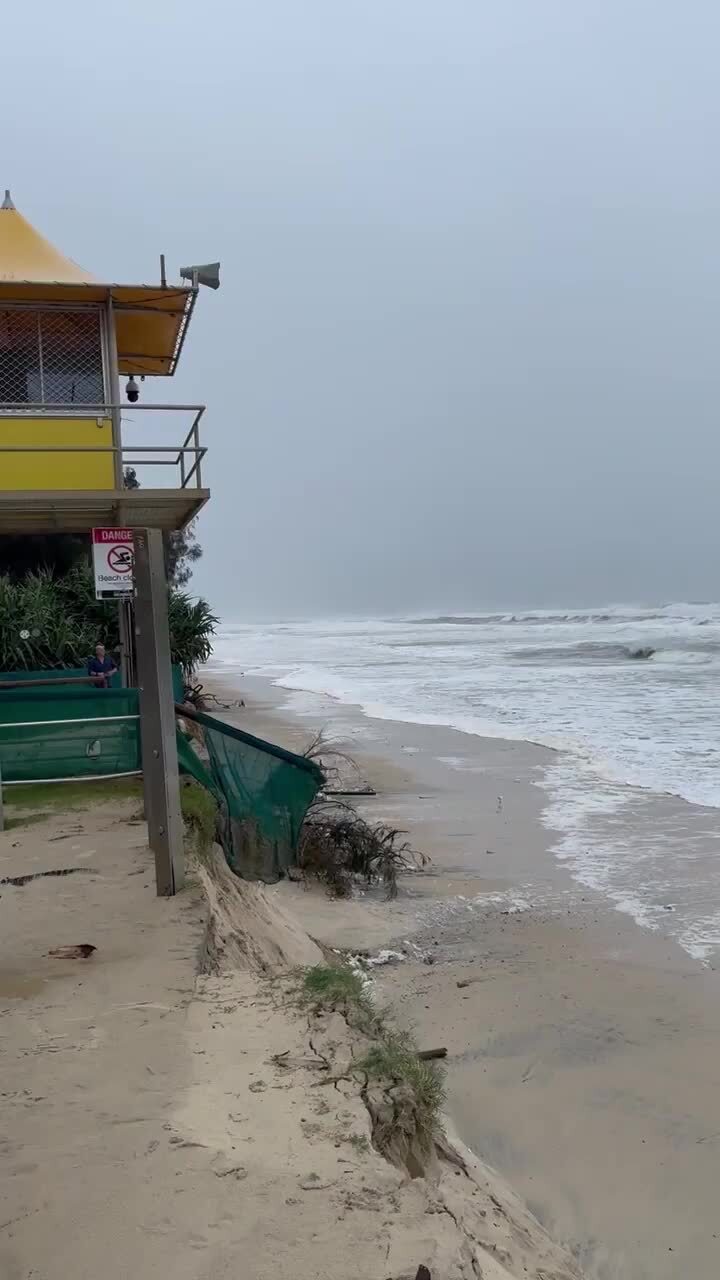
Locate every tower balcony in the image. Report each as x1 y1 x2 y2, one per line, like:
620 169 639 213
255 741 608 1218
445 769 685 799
0 403 208 533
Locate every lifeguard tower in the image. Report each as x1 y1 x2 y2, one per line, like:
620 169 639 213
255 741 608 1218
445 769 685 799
0 190 209 531
0 191 217 895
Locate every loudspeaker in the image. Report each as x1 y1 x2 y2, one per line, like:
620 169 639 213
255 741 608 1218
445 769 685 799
179 261 221 290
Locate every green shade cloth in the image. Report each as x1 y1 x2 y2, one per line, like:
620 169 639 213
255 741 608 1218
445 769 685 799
178 709 324 883
0 679 322 885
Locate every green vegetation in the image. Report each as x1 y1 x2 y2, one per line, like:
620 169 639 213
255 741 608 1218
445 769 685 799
166 592 217 676
359 1029 446 1149
180 778 218 859
164 521 203 589
300 962 381 1037
302 962 370 1009
298 962 446 1167
0 564 217 678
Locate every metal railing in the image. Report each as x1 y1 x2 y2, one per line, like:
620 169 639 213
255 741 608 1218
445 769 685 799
0 403 207 490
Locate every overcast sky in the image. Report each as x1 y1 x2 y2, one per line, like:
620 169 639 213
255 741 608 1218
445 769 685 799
5 2 720 617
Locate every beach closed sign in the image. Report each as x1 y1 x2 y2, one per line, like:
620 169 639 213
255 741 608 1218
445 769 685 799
92 527 135 600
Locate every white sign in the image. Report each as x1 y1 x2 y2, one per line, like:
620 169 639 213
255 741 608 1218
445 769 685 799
92 527 135 600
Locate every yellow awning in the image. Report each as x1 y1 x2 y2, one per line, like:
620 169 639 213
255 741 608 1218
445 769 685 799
0 192 195 376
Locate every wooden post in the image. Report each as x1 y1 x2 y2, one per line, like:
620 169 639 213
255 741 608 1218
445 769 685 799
133 528 184 895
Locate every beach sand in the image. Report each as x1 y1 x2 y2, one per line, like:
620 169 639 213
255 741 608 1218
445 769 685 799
207 672 720 1280
0 785 582 1280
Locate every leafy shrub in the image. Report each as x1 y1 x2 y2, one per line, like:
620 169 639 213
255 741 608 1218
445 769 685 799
0 564 217 678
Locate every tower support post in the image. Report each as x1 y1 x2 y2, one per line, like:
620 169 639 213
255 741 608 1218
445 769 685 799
133 527 184 895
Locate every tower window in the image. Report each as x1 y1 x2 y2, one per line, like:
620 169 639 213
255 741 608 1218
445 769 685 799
0 309 104 407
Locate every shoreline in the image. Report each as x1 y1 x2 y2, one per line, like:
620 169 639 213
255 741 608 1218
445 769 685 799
204 670 717 962
205 669 720 1280
206 667 720 965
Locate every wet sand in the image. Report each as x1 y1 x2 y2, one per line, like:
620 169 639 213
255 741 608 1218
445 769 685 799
204 671 720 1279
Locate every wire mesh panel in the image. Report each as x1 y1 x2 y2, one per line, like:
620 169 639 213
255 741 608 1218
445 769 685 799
0 309 104 406
0 311 38 403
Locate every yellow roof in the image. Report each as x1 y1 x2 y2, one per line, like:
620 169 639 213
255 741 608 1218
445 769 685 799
0 190 96 284
0 191 196 376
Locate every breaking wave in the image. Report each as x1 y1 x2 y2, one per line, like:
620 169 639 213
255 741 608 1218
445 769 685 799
512 643 658 663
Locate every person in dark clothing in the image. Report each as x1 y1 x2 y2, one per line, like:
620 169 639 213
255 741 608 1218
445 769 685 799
88 643 118 689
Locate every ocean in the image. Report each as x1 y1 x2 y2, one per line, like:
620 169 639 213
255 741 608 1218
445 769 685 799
208 605 720 961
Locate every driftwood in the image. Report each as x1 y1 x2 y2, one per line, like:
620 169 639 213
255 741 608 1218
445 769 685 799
1 867 92 888
321 786 377 797
48 944 97 960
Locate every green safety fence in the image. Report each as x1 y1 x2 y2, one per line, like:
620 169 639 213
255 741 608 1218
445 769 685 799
0 665 185 700
0 681 323 885
0 687 141 782
0 687 202 787
0 665 185 784
0 665 121 689
177 708 324 883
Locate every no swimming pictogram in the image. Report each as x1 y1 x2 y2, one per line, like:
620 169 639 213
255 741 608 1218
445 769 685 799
107 544 134 574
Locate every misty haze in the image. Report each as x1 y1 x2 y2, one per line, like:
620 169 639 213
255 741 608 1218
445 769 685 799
6 1 719 616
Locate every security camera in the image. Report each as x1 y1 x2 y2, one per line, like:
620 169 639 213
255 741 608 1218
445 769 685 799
125 376 139 403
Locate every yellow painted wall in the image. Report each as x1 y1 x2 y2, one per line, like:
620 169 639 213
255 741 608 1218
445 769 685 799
0 417 115 490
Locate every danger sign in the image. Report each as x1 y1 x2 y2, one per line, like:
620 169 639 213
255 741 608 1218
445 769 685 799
92 528 135 599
